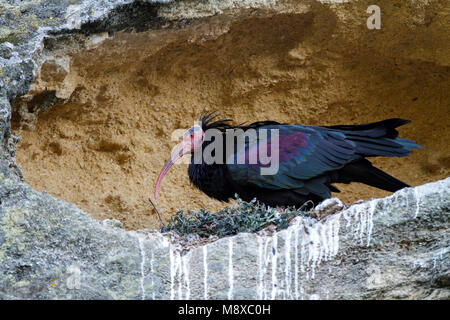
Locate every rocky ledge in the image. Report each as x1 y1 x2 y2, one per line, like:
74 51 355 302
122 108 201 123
0 170 448 299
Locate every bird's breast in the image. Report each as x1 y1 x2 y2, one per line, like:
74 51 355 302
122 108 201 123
188 162 234 202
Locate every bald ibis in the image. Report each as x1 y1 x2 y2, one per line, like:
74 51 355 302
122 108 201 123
155 113 422 209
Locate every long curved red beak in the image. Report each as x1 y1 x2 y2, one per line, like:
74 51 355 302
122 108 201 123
154 142 187 200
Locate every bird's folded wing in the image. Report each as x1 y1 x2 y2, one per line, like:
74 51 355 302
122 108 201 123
226 125 357 190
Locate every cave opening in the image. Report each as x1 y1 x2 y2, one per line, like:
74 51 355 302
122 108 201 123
11 9 450 230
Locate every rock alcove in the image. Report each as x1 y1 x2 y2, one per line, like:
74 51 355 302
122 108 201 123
10 1 450 231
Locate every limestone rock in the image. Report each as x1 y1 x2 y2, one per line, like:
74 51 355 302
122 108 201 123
0 170 448 299
0 0 449 300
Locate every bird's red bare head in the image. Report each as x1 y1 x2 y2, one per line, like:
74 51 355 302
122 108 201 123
154 124 204 200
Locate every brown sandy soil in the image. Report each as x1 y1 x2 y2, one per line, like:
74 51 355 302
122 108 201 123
12 4 450 230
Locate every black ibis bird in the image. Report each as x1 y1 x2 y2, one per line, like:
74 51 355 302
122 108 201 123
155 113 422 209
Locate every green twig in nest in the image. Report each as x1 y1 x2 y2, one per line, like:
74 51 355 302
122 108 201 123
167 196 312 238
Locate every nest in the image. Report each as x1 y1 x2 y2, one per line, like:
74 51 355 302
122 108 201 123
166 197 312 238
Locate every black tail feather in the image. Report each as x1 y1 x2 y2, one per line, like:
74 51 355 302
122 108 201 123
337 159 410 192
324 118 411 139
324 118 422 158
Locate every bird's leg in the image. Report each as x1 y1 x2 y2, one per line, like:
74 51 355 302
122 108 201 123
149 198 166 233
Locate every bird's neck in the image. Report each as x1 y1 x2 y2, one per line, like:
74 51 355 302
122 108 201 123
188 151 234 202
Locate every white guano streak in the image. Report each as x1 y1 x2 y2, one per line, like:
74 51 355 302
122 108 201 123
253 213 344 300
257 234 272 300
294 222 300 300
228 238 234 300
182 251 191 300
169 244 191 300
203 246 208 299
366 200 376 247
138 236 146 300
414 188 421 218
257 236 264 299
150 251 155 300
169 244 176 300
284 228 292 299
343 202 376 248
271 232 278 299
